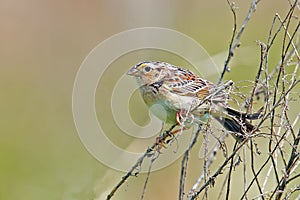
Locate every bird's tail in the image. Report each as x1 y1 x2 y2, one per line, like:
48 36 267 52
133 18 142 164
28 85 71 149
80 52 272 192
211 107 262 141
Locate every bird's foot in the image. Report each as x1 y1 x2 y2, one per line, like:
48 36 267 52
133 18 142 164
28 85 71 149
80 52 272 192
176 109 194 126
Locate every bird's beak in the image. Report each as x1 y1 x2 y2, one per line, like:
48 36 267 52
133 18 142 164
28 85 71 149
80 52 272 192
127 67 138 76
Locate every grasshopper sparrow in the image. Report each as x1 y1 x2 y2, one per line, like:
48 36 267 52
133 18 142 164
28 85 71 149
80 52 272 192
128 61 259 140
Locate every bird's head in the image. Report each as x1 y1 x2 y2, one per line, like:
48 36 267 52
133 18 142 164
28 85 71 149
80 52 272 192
127 61 169 85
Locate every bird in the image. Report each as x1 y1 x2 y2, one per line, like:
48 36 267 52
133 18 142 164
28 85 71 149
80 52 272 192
127 61 260 141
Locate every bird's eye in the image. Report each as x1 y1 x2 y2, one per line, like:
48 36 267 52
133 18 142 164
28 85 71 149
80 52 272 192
144 66 151 72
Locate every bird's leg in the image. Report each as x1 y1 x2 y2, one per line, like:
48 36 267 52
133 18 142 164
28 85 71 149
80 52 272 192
176 109 194 126
154 110 194 150
176 109 185 125
154 125 189 149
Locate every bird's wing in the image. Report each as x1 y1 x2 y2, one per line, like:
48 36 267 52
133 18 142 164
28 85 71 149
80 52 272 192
163 67 212 99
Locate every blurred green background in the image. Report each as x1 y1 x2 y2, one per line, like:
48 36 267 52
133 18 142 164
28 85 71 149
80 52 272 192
1 0 298 200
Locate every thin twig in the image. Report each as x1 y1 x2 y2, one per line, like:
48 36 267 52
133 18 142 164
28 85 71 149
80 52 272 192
275 129 300 200
250 140 265 199
240 128 288 199
187 133 229 200
219 0 237 83
192 80 234 112
225 141 238 200
106 124 177 200
179 125 202 200
243 146 249 200
140 153 159 200
189 139 249 200
246 41 266 114
219 0 260 83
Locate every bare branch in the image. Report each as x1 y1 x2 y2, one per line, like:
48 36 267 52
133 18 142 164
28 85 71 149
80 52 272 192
106 124 177 200
179 125 202 200
219 0 260 83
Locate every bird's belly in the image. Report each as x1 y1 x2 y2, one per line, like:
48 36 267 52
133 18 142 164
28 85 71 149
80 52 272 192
141 92 176 123
148 100 178 124
141 89 199 124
